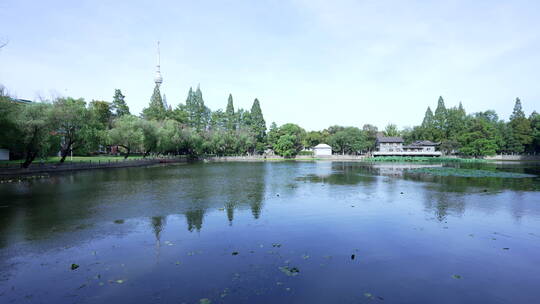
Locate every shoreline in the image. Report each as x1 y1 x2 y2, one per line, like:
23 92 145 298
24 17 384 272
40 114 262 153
0 157 189 181
2 154 538 182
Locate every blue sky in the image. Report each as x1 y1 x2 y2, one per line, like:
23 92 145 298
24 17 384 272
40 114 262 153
1 0 539 130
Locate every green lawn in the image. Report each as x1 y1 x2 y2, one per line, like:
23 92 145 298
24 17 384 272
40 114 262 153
0 155 145 165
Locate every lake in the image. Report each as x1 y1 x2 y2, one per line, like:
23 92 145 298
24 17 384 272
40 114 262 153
1 161 540 304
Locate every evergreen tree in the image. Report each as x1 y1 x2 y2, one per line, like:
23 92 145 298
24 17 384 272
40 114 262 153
433 96 448 141
421 106 435 140
508 98 532 153
458 101 466 115
142 84 166 121
225 94 235 131
210 109 227 130
163 94 172 111
185 87 195 122
185 85 211 131
446 102 467 140
250 98 267 152
267 122 279 147
510 98 525 121
112 89 130 117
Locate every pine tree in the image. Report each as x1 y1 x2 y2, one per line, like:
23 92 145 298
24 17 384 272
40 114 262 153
225 94 235 131
446 102 467 140
142 84 166 120
433 96 448 141
185 85 210 131
421 106 435 140
250 98 267 151
421 107 434 128
112 89 130 117
163 94 170 110
508 97 532 153
510 98 525 120
458 101 466 116
185 87 195 124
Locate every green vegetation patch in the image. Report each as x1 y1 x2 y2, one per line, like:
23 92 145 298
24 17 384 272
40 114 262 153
408 167 535 178
279 266 300 276
0 155 144 165
367 156 488 163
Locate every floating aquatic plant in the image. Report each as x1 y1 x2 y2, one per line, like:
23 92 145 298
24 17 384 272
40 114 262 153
367 156 488 163
408 167 535 178
279 266 300 276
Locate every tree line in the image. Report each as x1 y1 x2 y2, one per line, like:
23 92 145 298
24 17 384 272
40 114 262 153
1 83 539 168
402 96 540 157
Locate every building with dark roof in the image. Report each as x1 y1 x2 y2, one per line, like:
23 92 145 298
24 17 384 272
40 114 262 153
374 136 441 157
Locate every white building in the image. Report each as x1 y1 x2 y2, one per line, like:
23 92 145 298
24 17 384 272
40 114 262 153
374 136 441 157
0 148 9 160
313 143 332 156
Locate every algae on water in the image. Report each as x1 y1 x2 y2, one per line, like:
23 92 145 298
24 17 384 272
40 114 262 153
408 167 535 178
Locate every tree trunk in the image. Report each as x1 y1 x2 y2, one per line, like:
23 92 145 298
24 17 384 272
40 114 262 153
22 151 37 169
124 147 130 159
59 141 72 164
143 150 151 158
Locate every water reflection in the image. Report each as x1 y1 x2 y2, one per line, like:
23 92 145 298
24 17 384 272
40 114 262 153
1 161 540 304
1 161 539 247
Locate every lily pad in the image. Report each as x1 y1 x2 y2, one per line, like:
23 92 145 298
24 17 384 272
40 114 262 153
451 274 462 279
71 263 79 270
279 266 300 276
232 251 239 255
116 279 124 284
199 298 211 304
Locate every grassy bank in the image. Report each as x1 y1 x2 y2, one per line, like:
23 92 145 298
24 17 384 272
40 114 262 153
0 155 145 165
365 156 489 163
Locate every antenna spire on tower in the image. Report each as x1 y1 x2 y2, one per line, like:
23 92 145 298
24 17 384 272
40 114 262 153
154 41 163 86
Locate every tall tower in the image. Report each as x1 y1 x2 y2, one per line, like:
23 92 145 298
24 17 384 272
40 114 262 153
154 41 163 87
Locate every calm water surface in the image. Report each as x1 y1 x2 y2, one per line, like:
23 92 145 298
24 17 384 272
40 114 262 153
1 161 540 304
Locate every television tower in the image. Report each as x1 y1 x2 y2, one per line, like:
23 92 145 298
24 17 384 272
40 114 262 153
154 41 163 86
